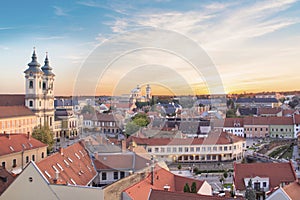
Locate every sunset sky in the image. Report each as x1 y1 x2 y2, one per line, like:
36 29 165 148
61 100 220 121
0 0 300 96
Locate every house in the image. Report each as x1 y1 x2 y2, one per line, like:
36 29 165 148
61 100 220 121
0 166 15 195
223 118 244 137
234 162 297 199
36 142 97 186
54 108 80 139
0 133 47 173
268 117 294 138
0 162 103 200
94 112 122 134
93 151 150 186
267 180 300 200
0 106 37 134
257 107 282 117
122 165 212 200
243 117 270 138
129 131 246 163
293 114 300 138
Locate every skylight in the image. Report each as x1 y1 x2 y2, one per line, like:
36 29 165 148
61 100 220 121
67 157 73 163
63 159 69 166
9 146 14 151
52 165 58 172
45 171 51 178
75 153 80 159
57 163 63 171
70 178 76 185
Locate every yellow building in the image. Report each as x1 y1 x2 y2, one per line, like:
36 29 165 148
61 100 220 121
0 106 37 134
0 133 47 174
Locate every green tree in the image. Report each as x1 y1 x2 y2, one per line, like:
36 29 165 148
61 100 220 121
81 105 95 114
223 170 228 179
125 122 140 136
245 179 256 200
191 182 197 193
183 183 190 193
32 125 54 153
132 113 150 127
226 109 236 118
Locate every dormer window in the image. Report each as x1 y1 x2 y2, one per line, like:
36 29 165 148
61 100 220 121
29 81 33 89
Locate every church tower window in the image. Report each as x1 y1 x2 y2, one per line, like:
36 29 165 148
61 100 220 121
29 81 33 89
29 100 33 107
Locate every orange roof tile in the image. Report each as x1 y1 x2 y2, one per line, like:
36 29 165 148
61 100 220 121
0 106 35 119
244 116 293 125
0 134 47 156
224 118 244 127
37 142 96 186
123 165 205 200
234 162 297 191
283 181 300 199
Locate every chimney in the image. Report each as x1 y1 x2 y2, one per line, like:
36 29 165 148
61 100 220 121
121 140 127 152
27 132 30 140
59 147 63 156
53 171 59 184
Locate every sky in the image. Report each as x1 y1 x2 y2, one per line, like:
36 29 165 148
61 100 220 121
0 0 300 96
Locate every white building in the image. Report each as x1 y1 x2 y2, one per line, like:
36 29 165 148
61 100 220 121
24 49 55 129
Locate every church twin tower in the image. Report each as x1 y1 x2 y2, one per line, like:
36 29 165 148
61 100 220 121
24 48 55 129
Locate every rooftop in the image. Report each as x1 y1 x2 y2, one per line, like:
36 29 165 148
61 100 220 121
234 162 297 191
0 134 47 157
37 142 96 186
0 106 35 119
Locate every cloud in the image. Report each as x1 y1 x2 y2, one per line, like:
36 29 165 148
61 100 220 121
0 27 15 31
53 6 68 16
35 36 66 40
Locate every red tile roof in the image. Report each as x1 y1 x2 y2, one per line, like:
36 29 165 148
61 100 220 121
294 114 300 124
148 189 244 200
0 134 47 156
243 116 293 126
37 142 96 186
0 95 25 106
95 113 116 122
0 166 15 195
129 131 245 146
234 162 297 191
123 165 205 200
224 118 244 127
283 181 300 199
0 106 35 119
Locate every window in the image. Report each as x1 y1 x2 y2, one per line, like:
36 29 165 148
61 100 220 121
202 147 206 152
167 147 171 153
213 147 217 151
114 171 118 180
39 101 41 107
184 147 189 152
32 155 35 162
178 147 183 152
29 81 33 89
219 146 223 151
120 171 125 179
190 147 194 152
29 100 33 107
212 155 216 160
229 146 232 150
39 81 41 89
102 172 107 180
26 156 29 163
207 147 211 152
206 155 211 160
12 159 17 167
173 147 177 152
263 182 267 187
41 152 44 159
147 148 152 153
43 82 46 90
161 148 165 153
154 148 159 153
2 162 5 168
196 147 200 152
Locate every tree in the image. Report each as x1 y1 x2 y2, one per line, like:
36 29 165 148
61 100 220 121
191 182 197 193
32 125 54 153
132 113 150 127
81 105 95 114
177 164 182 170
125 122 140 136
183 183 190 193
223 170 228 179
245 179 256 200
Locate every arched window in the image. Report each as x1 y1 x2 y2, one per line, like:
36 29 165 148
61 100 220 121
41 152 44 159
29 81 33 89
43 82 46 90
32 155 35 161
29 100 33 107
